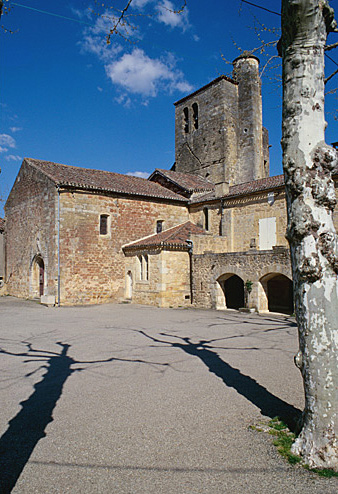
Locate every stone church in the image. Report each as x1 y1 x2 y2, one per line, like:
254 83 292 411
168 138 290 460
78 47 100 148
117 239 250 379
3 55 338 313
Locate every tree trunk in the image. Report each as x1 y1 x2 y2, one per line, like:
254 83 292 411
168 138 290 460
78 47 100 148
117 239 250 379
281 0 338 470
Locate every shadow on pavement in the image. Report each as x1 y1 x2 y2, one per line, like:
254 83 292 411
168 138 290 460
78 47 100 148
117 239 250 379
0 341 168 493
140 331 301 432
0 343 74 493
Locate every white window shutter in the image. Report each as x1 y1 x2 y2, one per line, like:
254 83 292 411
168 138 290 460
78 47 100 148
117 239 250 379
259 217 276 250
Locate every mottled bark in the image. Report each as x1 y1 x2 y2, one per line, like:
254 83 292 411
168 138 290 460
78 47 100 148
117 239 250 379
281 0 338 469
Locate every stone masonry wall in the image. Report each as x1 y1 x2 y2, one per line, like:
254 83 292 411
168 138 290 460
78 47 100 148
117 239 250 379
0 231 5 281
59 192 189 305
226 189 288 252
189 202 222 236
193 248 291 311
232 56 265 183
174 78 239 185
124 249 162 306
5 161 57 299
124 249 191 308
189 189 287 253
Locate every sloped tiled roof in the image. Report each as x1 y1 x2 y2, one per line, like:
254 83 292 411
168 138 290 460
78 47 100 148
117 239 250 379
0 218 4 231
149 168 215 193
226 174 285 197
25 159 188 202
189 174 286 204
190 161 338 204
123 221 206 251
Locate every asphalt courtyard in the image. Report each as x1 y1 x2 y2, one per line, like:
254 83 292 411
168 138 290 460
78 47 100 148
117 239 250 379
0 296 337 493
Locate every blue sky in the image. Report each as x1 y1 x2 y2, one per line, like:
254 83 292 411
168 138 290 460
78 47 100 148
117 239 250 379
1 0 337 217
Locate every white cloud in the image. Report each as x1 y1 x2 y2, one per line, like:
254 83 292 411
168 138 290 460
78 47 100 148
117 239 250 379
175 80 195 93
114 93 132 107
0 134 15 148
105 48 193 97
5 154 22 162
76 6 192 103
132 0 153 8
0 134 16 153
10 126 22 133
156 0 190 30
80 32 122 63
78 10 126 63
71 6 92 20
126 171 150 179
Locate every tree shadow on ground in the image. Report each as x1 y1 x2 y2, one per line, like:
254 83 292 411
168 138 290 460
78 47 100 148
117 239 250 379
0 341 168 493
139 331 301 432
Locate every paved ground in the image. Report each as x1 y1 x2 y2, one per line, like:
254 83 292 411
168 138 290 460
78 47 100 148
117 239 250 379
0 297 336 493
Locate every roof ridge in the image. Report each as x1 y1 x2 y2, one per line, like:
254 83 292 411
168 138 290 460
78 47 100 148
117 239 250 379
163 222 189 242
27 158 151 183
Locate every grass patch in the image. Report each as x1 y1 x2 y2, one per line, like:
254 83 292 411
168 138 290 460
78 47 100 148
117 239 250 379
252 417 338 477
304 464 338 478
268 418 301 465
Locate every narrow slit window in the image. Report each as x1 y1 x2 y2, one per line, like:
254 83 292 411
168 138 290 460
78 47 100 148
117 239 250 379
144 255 149 281
100 214 109 235
204 208 209 231
138 255 143 280
192 103 198 130
183 107 189 134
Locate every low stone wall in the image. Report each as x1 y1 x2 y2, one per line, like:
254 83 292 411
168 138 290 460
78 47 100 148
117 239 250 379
192 247 292 311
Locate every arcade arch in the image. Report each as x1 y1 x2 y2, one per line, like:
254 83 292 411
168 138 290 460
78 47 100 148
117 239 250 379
259 273 293 314
216 273 245 310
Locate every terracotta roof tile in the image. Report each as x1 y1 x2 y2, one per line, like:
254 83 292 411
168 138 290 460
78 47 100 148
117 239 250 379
123 221 206 250
149 168 215 193
226 174 285 197
0 218 4 231
189 174 286 203
224 166 338 199
26 159 188 202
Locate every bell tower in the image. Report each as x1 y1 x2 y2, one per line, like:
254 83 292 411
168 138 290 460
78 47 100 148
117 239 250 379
173 55 269 188
174 75 239 187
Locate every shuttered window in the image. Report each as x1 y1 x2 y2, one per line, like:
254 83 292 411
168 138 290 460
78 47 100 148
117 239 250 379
259 217 276 250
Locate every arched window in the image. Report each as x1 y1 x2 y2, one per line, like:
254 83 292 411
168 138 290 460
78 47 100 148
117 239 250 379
138 255 143 280
183 107 189 133
144 255 149 281
192 103 198 130
138 255 149 281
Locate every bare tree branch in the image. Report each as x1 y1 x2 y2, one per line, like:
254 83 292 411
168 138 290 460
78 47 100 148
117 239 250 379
325 86 338 95
325 41 338 51
260 54 280 77
105 0 134 45
325 67 338 84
